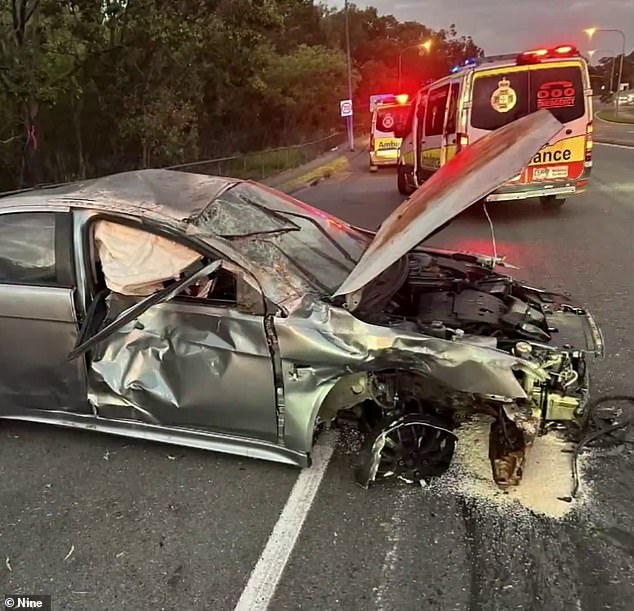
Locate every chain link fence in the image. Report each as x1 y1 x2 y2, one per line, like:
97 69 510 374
164 132 348 179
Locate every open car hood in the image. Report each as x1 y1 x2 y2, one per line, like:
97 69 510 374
333 109 563 298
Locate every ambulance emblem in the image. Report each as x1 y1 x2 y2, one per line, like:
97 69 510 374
490 77 517 113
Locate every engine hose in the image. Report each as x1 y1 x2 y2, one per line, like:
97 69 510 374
571 394 634 498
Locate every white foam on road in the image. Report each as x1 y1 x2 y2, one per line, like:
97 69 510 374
234 431 337 611
434 415 591 520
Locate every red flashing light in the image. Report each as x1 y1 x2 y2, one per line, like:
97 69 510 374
395 93 409 104
523 48 548 57
517 45 579 65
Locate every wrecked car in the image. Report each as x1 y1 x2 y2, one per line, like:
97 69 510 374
0 109 602 489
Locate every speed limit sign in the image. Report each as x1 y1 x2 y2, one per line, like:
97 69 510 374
340 99 353 117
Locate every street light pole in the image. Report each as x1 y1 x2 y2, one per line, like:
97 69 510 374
344 0 354 151
397 40 432 91
586 28 627 116
616 31 626 116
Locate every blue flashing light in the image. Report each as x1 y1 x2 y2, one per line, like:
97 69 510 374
450 65 460 73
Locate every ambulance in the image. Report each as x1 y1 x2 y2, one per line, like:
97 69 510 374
369 94 412 171
396 45 593 209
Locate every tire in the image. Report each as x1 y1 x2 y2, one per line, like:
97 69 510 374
540 195 566 210
397 164 414 195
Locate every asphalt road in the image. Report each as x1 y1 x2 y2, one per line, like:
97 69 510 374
2 141 633 611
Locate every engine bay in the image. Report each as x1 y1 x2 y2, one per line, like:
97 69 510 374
348 250 601 489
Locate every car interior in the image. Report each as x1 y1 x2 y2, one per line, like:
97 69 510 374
74 217 242 352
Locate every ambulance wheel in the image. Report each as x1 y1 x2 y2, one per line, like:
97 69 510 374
540 195 566 210
397 165 414 195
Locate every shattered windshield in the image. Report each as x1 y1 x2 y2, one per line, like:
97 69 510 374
194 182 371 295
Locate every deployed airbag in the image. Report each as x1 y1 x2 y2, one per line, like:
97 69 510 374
94 220 202 295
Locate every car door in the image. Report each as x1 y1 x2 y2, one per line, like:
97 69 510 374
71 226 279 443
419 83 449 180
0 211 88 415
441 80 462 165
414 91 427 184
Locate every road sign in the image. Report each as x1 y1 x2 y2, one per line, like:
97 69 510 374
340 99 353 117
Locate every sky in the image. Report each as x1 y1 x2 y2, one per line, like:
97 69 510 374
329 0 634 58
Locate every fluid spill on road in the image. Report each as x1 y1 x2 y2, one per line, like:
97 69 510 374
432 415 593 520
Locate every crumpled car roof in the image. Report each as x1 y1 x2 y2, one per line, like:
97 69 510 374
0 169 237 222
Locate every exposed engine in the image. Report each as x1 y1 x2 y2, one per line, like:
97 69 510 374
348 250 600 489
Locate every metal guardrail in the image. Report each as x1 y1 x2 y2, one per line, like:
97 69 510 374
164 132 347 180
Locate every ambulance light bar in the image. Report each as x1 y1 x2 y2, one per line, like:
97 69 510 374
516 45 579 64
375 94 410 107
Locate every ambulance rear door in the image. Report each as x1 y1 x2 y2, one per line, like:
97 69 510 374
467 55 591 187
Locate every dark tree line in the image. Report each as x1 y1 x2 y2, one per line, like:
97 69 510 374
0 0 482 190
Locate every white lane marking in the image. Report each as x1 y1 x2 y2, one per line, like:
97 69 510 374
594 141 634 149
234 431 337 611
374 492 407 611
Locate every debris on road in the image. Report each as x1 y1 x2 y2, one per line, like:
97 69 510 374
64 544 75 561
431 414 592 519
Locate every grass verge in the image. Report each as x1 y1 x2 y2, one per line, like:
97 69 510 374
276 156 351 193
596 109 634 124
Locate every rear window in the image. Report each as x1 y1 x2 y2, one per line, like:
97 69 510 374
471 65 585 130
376 105 410 133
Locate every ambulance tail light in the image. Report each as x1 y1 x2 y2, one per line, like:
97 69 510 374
456 133 469 153
585 122 593 161
395 94 409 105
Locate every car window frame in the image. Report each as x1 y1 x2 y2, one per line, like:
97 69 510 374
424 83 450 137
445 82 461 134
81 212 269 318
0 210 74 289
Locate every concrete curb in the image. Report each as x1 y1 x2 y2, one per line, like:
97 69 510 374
265 134 369 195
594 110 634 125
275 155 352 194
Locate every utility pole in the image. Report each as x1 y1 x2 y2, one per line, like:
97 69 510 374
344 0 354 151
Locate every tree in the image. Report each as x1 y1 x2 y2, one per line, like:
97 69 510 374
260 44 357 141
0 0 485 191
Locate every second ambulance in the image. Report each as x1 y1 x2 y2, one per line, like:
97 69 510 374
397 44 593 209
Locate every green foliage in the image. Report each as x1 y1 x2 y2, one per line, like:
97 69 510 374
0 0 483 190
